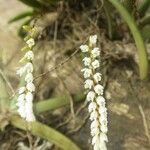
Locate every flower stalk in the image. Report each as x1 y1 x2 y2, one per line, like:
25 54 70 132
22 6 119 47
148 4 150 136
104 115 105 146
80 35 108 150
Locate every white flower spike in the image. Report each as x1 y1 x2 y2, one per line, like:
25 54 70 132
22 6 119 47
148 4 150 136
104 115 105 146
81 34 108 150
16 25 37 122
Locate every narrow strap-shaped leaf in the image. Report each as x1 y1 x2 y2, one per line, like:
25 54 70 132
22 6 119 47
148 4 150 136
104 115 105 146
9 11 33 23
138 0 150 17
108 0 149 79
11 115 81 150
34 93 85 114
18 0 42 9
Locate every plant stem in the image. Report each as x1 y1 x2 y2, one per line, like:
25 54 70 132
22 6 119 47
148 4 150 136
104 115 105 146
34 93 85 114
10 115 81 150
108 0 149 79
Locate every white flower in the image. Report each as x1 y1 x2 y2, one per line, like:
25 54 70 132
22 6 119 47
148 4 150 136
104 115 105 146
82 57 91 66
80 45 89 52
25 73 33 83
25 102 35 122
93 141 100 150
99 141 107 150
86 91 95 101
94 84 104 95
84 79 94 89
100 118 108 127
89 35 97 45
100 132 108 142
25 92 33 101
17 106 26 118
81 68 92 78
17 94 25 102
96 96 105 107
24 50 34 60
101 124 108 133
26 38 35 48
92 135 99 145
91 119 99 129
91 47 100 58
92 60 100 69
16 98 25 107
25 62 33 73
26 112 35 122
90 110 98 120
16 67 26 77
99 107 107 114
26 82 35 92
93 73 102 83
88 102 97 112
18 87 26 94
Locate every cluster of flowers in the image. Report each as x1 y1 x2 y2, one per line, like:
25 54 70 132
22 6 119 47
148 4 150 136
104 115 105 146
80 35 108 150
16 26 37 122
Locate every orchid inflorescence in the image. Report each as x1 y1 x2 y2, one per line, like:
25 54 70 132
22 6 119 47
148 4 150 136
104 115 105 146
80 35 108 150
16 25 37 122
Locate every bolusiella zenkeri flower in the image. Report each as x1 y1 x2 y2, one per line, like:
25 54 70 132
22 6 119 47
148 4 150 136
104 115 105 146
80 35 108 150
16 25 37 122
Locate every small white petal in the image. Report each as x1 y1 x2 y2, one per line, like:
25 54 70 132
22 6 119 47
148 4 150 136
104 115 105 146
17 106 26 118
25 62 33 73
100 132 108 142
93 73 102 83
99 141 107 150
96 96 106 107
101 124 108 133
16 67 26 77
25 92 33 101
88 102 97 112
92 60 100 69
99 107 107 114
90 110 98 120
86 91 95 101
25 102 35 122
26 38 35 48
84 79 94 89
26 82 35 92
94 84 104 95
81 68 92 78
25 73 33 83
91 47 100 58
18 87 26 94
80 45 89 52
24 50 34 60
91 119 99 129
17 94 25 102
82 57 91 66
89 35 97 45
92 135 99 145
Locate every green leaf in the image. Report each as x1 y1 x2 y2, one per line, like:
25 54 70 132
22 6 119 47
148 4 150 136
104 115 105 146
18 0 42 9
139 13 150 27
8 11 33 23
34 93 85 114
11 115 81 150
138 0 150 17
108 0 149 79
142 25 150 40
